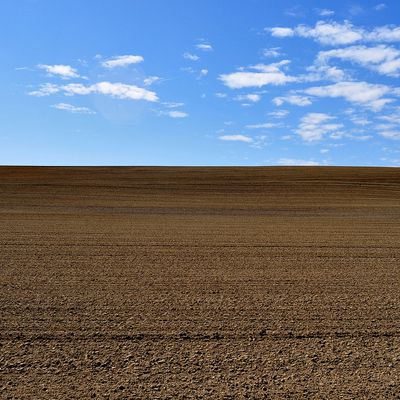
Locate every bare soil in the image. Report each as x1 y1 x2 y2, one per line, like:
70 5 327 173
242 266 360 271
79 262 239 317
1 166 399 399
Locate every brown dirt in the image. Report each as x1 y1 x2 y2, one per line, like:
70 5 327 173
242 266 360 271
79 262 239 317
0 166 400 399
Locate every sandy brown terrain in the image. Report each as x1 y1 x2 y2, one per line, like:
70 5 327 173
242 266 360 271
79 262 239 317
0 166 399 399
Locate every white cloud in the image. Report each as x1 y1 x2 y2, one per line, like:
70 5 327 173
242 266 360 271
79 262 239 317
375 123 396 131
196 43 213 51
101 55 144 68
245 122 278 129
51 103 95 114
268 21 400 46
235 94 261 103
199 69 208 78
316 8 335 16
269 27 294 37
295 21 364 45
183 52 200 61
164 110 188 118
31 81 158 102
374 3 387 11
221 71 290 88
378 58 400 75
367 26 400 42
352 134 373 140
62 83 93 96
269 109 289 118
143 76 161 86
285 5 306 18
378 113 400 124
272 95 312 106
219 134 253 143
249 60 291 70
304 81 394 111
317 45 400 76
28 83 60 97
262 47 282 58
350 116 372 126
181 66 194 74
296 112 342 141
215 92 228 98
68 82 157 101
379 131 400 139
163 102 185 108
251 135 268 149
38 64 80 79
305 64 348 82
220 61 296 89
375 110 400 139
72 82 157 101
278 158 320 166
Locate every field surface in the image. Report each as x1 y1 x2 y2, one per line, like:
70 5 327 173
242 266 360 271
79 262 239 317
1 166 400 399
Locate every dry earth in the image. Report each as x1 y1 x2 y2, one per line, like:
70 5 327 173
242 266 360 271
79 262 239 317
0 166 400 399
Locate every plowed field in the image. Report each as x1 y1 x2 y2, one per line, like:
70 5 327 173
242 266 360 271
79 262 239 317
1 167 399 399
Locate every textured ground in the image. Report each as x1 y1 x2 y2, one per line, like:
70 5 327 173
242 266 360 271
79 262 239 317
0 166 400 399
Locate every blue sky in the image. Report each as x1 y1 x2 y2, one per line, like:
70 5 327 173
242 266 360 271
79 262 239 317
2 0 400 166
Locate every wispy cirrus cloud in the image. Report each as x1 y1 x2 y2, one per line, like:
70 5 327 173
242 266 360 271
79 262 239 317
51 103 95 114
378 112 400 124
379 130 400 139
273 95 312 106
375 108 400 139
374 3 387 11
219 134 253 143
162 101 185 109
196 43 213 51
349 115 372 126
245 122 279 129
183 52 200 61
269 109 290 118
101 55 144 68
262 47 282 58
159 108 188 118
285 5 306 18
235 93 261 103
143 76 161 86
165 110 188 118
315 8 335 17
